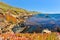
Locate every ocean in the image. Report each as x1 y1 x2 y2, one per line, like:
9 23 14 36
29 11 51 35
25 14 60 32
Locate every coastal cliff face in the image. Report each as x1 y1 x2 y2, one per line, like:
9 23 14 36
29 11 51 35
0 2 40 33
0 2 37 33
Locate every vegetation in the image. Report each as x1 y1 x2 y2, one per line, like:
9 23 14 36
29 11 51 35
0 32 58 40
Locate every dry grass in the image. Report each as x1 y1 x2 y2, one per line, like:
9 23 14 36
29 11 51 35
0 32 58 40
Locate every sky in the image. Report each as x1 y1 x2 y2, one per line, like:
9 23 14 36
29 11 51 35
0 0 60 13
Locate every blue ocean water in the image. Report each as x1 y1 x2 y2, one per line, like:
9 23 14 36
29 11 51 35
25 14 60 32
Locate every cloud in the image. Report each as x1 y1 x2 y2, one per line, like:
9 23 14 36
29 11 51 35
39 11 60 14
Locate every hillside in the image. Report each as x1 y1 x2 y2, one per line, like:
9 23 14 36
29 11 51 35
0 2 40 33
0 2 34 33
0 2 39 14
0 2 27 14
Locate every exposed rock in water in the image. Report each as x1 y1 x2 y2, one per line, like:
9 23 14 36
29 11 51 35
12 23 27 33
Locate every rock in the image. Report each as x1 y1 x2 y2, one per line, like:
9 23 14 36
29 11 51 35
12 23 26 33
